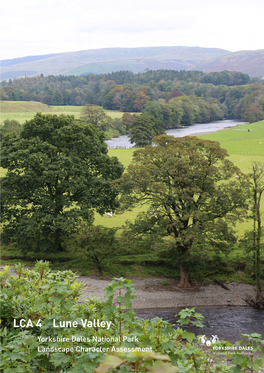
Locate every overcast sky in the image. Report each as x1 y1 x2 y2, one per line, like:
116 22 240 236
1 0 263 60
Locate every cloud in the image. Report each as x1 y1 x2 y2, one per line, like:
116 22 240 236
1 0 264 59
76 11 194 33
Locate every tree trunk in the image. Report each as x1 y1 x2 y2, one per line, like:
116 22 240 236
179 265 192 287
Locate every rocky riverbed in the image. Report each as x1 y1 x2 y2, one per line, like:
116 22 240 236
0 265 258 308
78 275 257 309
0 264 258 308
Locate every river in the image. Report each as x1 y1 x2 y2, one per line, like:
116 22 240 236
136 306 264 343
105 119 247 149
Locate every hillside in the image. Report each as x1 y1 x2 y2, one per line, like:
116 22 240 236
0 46 228 80
0 101 58 113
192 49 264 77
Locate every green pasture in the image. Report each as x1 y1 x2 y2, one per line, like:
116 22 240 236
1 101 58 113
199 120 264 235
199 120 264 156
0 112 48 125
0 101 57 125
52 106 125 119
50 105 82 119
0 101 125 125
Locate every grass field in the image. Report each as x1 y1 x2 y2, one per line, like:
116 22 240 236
0 101 58 125
199 121 264 156
0 101 125 125
199 120 264 237
1 101 58 113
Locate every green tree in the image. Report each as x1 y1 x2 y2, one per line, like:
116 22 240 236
133 91 150 112
179 96 197 125
243 103 264 123
0 119 21 140
41 88 53 105
1 113 124 253
143 101 172 128
120 88 137 112
112 118 126 135
129 113 165 147
116 135 249 287
52 88 63 105
81 104 112 132
142 101 164 121
70 224 119 274
0 87 8 100
122 112 134 133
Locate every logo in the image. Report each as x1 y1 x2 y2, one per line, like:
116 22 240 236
198 335 254 352
198 335 220 346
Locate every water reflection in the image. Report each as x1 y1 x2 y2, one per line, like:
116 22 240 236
136 306 264 343
106 120 247 149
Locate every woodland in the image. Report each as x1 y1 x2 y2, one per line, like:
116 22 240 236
1 69 264 125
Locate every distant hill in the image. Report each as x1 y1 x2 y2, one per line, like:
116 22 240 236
192 50 264 77
0 46 228 80
1 53 64 68
1 46 262 80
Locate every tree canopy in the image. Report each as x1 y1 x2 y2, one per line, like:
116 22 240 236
129 113 165 147
1 113 124 253
69 224 120 274
116 135 250 286
81 104 112 132
0 119 22 140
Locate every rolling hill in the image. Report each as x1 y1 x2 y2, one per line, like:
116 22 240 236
192 49 264 77
0 101 58 113
1 46 263 80
0 46 228 80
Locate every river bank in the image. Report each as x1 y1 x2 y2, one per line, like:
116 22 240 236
78 275 258 309
0 265 257 308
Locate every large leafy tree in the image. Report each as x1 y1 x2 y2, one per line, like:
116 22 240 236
129 113 165 147
70 224 120 274
81 104 112 132
52 88 63 105
116 135 249 286
0 119 21 140
143 101 171 128
1 113 124 253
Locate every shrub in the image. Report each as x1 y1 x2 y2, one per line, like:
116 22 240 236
1 262 263 372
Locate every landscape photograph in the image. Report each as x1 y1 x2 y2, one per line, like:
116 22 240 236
0 0 264 372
